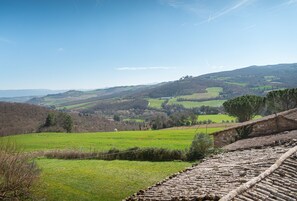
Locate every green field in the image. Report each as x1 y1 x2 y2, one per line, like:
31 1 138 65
148 87 224 109
175 87 222 100
198 114 236 123
4 128 222 152
147 98 165 109
225 82 247 86
169 99 226 108
33 159 190 201
198 114 262 123
4 128 222 201
123 118 145 123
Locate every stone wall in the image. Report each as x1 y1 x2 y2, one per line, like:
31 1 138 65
213 109 297 147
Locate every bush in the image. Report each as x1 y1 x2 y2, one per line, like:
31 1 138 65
45 147 186 162
0 141 39 200
187 133 213 161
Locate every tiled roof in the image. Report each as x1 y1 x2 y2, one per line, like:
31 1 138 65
221 145 297 201
125 141 296 201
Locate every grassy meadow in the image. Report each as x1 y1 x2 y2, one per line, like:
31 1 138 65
148 87 225 109
4 128 222 152
175 87 222 100
4 127 223 200
198 114 236 123
197 114 262 123
147 98 165 109
33 159 190 201
169 99 226 108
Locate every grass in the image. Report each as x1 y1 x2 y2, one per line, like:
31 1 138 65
148 88 224 109
198 114 262 123
169 99 226 108
215 76 231 81
147 98 165 109
225 82 247 86
4 128 223 152
33 159 191 201
123 118 145 123
174 87 222 101
5 127 222 200
198 114 236 123
61 102 96 110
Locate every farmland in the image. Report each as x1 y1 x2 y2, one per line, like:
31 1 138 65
147 98 165 109
169 99 226 108
197 114 262 123
174 87 222 100
148 87 225 109
198 114 236 123
3 127 222 200
33 159 190 201
4 128 222 152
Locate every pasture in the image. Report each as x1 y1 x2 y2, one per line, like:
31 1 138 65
4 128 223 152
197 114 262 123
33 159 190 201
147 98 165 109
4 127 222 201
168 99 226 108
198 114 236 123
148 87 225 109
175 87 222 100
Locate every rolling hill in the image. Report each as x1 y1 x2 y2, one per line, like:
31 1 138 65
0 102 141 136
26 63 297 112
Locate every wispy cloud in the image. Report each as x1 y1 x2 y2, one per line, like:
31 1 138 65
0 37 15 45
159 0 183 8
116 67 176 71
161 0 253 25
205 0 251 23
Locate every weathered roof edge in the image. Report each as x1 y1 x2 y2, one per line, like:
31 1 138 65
219 144 297 201
211 108 297 136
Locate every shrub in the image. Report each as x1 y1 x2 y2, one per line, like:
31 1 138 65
45 147 186 161
187 133 213 161
0 141 39 200
235 125 253 140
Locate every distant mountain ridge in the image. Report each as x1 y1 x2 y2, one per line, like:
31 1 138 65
26 63 297 111
0 89 67 98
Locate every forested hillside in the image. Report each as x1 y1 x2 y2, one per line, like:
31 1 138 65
0 102 141 136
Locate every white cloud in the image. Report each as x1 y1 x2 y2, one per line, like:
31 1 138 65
115 67 176 71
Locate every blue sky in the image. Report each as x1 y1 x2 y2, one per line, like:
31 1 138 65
1 0 297 90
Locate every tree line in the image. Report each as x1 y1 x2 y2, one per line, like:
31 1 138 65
223 88 297 122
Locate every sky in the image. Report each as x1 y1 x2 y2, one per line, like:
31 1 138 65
1 0 297 90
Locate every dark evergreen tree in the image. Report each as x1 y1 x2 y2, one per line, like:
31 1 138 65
265 88 297 113
223 95 264 122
